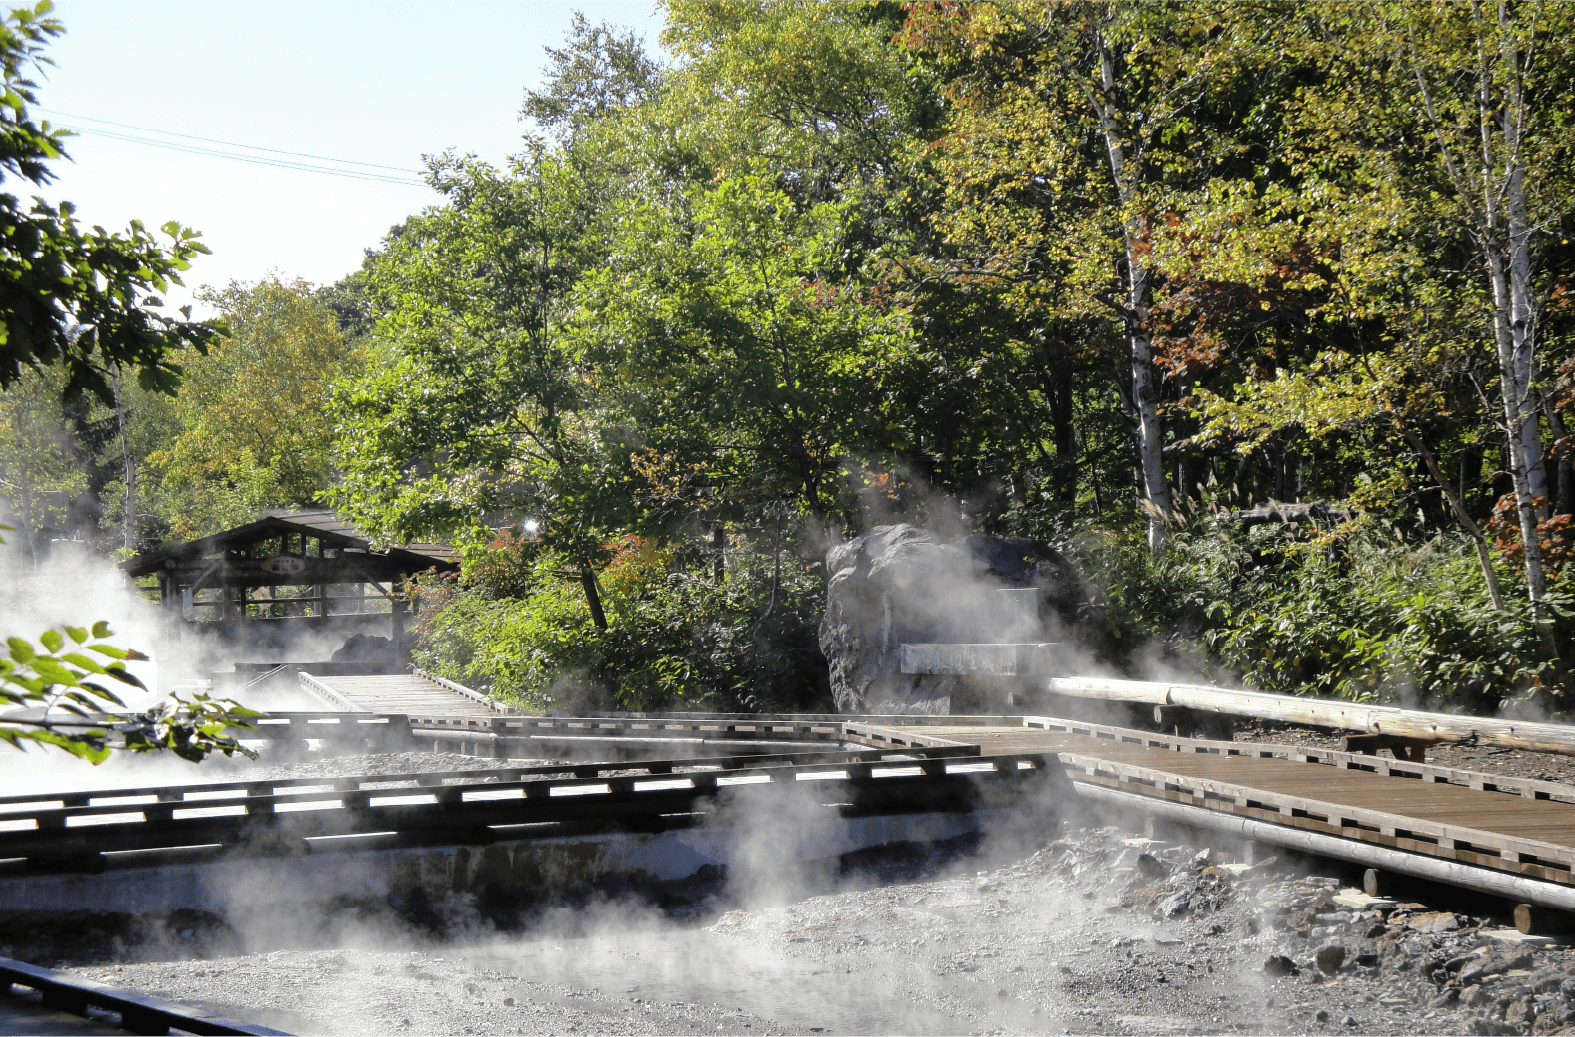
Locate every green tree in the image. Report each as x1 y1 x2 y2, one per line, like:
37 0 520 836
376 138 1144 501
150 278 351 538
574 170 913 523
0 364 84 562
900 1 1257 553
327 150 625 622
523 10 661 144
1321 1 1575 612
0 2 219 404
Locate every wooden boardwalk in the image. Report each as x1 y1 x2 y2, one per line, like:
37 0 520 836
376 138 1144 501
846 719 1575 891
299 672 491 716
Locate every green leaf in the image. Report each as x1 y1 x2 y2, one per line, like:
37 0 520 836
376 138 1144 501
58 652 106 673
77 681 127 706
91 621 111 639
7 637 35 663
101 665 146 690
39 629 62 652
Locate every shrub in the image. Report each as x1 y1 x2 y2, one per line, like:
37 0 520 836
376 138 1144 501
411 530 830 714
1071 516 1572 715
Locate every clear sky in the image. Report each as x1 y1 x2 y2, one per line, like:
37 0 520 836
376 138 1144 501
30 0 666 316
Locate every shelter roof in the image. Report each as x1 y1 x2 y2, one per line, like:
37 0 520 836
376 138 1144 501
119 509 458 583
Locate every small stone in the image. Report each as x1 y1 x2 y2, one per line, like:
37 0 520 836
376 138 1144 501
1264 955 1299 977
1463 985 1495 1008
1136 853 1166 878
1560 977 1575 1000
1408 911 1463 934
1156 890 1191 919
1315 944 1347 974
1506 1000 1537 1028
1341 1015 1358 1027
1313 1009 1330 1023
503 998 514 1007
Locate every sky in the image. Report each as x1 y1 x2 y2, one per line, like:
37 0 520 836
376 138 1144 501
30 0 667 316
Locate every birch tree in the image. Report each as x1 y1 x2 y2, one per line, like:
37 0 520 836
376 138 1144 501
1307 1 1575 610
900 1 1247 553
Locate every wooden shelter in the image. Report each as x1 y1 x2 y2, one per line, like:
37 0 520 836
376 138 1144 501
120 509 458 653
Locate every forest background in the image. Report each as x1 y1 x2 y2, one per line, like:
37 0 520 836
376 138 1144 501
7 0 1575 720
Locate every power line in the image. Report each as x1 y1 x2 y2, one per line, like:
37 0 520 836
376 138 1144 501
40 107 426 175
58 126 429 186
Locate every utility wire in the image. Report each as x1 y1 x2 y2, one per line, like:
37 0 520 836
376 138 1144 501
41 108 425 173
38 108 430 186
59 127 428 185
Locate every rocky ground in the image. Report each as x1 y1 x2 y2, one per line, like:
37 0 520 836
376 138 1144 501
18 729 1575 1036
37 810 1575 1036
1233 719 1575 787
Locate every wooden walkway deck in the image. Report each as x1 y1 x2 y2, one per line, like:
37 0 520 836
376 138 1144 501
846 719 1575 891
300 672 488 716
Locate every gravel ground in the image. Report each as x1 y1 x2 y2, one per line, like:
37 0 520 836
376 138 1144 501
1233 719 1575 787
46 814 1575 1036
28 729 1575 1036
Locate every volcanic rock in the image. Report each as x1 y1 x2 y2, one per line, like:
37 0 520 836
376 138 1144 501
1316 944 1347 973
818 524 1097 713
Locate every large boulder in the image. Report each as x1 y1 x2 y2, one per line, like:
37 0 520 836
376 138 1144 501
818 524 1095 714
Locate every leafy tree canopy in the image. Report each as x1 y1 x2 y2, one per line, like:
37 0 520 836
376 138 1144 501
0 1 220 405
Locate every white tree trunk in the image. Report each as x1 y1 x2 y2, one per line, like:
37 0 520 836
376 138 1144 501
1090 28 1171 554
1128 256 1171 554
1488 247 1548 605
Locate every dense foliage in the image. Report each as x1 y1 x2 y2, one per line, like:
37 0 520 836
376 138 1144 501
9 1 1575 719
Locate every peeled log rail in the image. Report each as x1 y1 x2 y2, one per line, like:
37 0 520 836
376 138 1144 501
1046 676 1575 757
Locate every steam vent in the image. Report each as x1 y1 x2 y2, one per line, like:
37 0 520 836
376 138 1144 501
18 521 1575 1034
818 524 1099 714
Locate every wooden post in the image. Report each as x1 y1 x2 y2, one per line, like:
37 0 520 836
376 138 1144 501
1515 903 1575 935
1363 868 1391 898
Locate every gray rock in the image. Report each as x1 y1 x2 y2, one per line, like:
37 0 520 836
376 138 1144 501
1315 944 1346 974
1156 891 1190 919
1463 986 1496 1008
1504 999 1535 1029
818 524 1094 713
1263 955 1298 977
1466 1014 1508 1036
